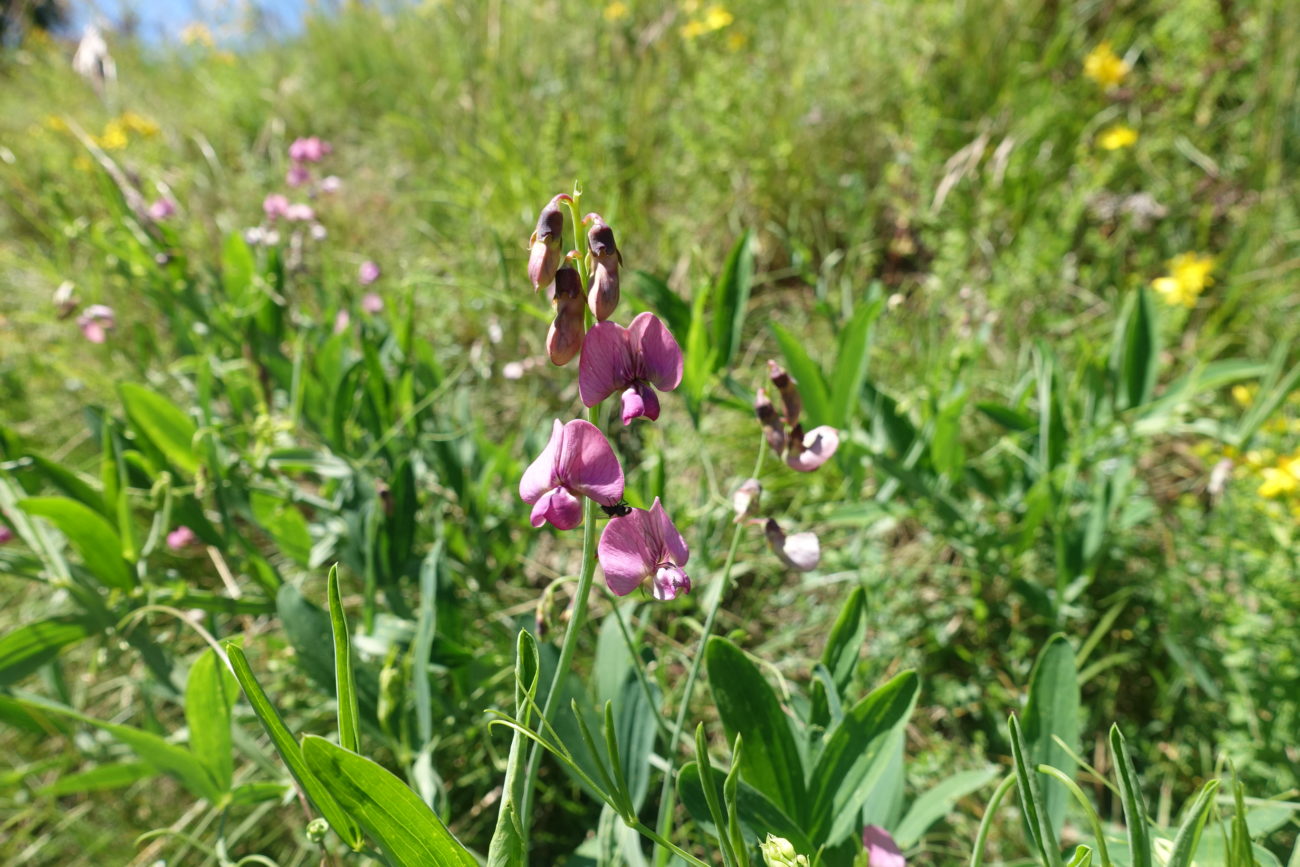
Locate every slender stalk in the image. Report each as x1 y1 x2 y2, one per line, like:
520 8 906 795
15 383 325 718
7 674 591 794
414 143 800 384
651 434 767 865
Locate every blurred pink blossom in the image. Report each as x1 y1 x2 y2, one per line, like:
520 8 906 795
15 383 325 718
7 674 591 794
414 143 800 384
288 136 331 163
359 260 381 285
862 827 905 867
320 175 342 193
286 164 311 187
333 310 351 335
284 203 315 222
0 525 13 544
77 304 115 343
147 197 176 220
166 526 197 550
263 194 289 220
361 292 383 314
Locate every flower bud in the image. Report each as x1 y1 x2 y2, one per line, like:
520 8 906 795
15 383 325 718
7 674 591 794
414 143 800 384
547 267 585 366
528 194 568 293
585 214 621 321
764 519 821 571
760 834 809 866
768 360 802 425
733 478 761 520
754 388 786 455
306 818 330 844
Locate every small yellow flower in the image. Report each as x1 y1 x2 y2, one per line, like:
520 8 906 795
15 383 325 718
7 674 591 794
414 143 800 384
1231 384 1256 408
604 1 630 21
1258 455 1300 499
1097 124 1138 150
702 5 734 30
681 18 706 39
1151 252 1215 308
96 120 129 151
119 111 160 138
181 22 214 48
1084 41 1130 89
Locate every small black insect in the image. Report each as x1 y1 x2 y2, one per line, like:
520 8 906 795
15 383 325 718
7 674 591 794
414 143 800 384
599 500 633 518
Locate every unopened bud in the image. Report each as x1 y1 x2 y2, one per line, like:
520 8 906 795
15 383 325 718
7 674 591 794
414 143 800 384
528 194 569 293
764 519 821 571
733 478 761 520
768 360 802 425
760 834 809 866
547 267 585 365
585 214 621 321
754 388 787 455
306 818 330 844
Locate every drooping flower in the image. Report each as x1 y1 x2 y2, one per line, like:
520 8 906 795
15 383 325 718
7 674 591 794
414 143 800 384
263 193 290 220
579 312 683 424
1097 124 1138 150
1151 252 1214 308
359 260 381 285
733 478 761 520
147 197 176 220
53 282 79 319
166 526 197 550
520 419 625 530
288 136 331 163
78 305 115 343
584 213 622 321
528 194 571 295
764 519 820 571
862 826 905 867
767 360 802 424
597 498 690 600
547 267 586 366
1083 41 1129 90
785 424 840 472
754 362 839 471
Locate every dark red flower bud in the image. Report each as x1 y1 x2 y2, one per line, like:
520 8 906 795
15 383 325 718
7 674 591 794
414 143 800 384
754 387 786 455
547 267 586 365
768 360 802 425
585 215 622 322
528 194 570 293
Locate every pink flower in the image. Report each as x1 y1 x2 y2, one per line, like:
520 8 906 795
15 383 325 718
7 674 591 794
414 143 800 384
359 260 381 285
519 419 625 530
288 136 331 163
333 309 351 334
78 304 115 343
286 164 311 187
785 424 839 472
147 197 176 220
284 203 315 222
862 826 905 867
578 312 683 424
0 525 13 544
320 175 342 193
166 526 197 550
764 519 820 571
597 498 691 600
361 292 383 314
263 194 289 220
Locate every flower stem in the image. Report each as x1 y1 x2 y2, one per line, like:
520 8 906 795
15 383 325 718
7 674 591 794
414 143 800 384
650 434 767 865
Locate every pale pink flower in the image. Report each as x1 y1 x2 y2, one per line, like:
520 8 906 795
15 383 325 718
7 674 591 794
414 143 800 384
764 519 820 571
863 826 905 867
263 194 290 220
288 136 331 163
361 292 383 314
785 425 840 472
597 498 691 600
284 203 315 222
519 419 625 530
320 175 342 193
78 304 115 343
358 260 381 285
286 164 311 187
166 526 197 550
333 310 351 335
147 197 176 220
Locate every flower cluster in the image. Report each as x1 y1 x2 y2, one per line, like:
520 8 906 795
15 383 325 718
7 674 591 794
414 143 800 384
1083 41 1129 90
518 193 691 600
755 361 839 471
1151 252 1214 308
245 136 340 248
1097 123 1138 151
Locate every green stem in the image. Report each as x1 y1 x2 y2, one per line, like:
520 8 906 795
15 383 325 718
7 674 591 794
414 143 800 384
651 434 767 866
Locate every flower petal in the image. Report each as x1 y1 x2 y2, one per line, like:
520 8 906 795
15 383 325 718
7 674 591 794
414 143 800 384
520 419 563 504
652 565 691 601
765 519 820 571
579 321 632 407
862 826 905 867
787 425 839 472
533 487 583 530
650 498 688 566
598 510 657 595
620 387 645 425
556 419 625 506
628 312 683 391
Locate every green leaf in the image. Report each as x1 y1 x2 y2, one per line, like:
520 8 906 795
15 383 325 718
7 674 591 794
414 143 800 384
1009 714 1062 867
820 586 867 696
119 383 201 475
1024 634 1080 841
487 630 539 867
250 491 313 566
705 637 805 819
894 766 1000 848
302 735 478 867
19 497 135 590
185 648 236 794
771 322 832 428
677 760 815 855
327 566 361 754
629 270 692 338
693 725 740 867
710 231 754 373
37 761 155 797
1067 845 1094 867
1109 726 1152 867
829 297 884 428
681 284 716 423
226 644 363 849
1166 780 1220 867
18 696 219 801
222 231 256 300
976 402 1035 431
1111 287 1159 410
806 670 919 845
614 671 659 811
25 453 107 516
0 616 94 686
277 583 380 723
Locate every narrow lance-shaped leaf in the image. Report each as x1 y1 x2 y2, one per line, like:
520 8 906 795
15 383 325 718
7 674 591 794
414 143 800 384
1023 634 1080 841
1009 713 1062 867
185 647 237 795
1109 726 1152 867
119 383 201 475
19 497 135 590
1165 780 1220 867
327 566 361 754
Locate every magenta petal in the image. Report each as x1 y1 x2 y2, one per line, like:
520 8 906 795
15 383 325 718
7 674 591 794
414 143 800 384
520 420 563 504
649 498 688 566
541 487 583 530
652 565 691 600
628 313 683 391
862 826 905 867
637 383 660 422
787 425 840 471
81 322 107 343
557 419 625 506
598 511 656 595
620 387 645 425
579 321 632 407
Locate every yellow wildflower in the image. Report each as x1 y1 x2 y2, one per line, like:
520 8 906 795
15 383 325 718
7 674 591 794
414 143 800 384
119 111 160 138
1151 252 1215 308
1258 455 1300 499
702 5 734 29
44 115 68 132
1231 384 1256 408
1084 41 1129 89
181 22 214 48
681 19 706 39
96 120 129 151
604 1 630 21
1097 124 1138 150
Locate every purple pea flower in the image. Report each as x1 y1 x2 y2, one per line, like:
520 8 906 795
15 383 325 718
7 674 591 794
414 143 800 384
862 826 905 867
359 260 381 285
286 164 311 187
78 305 115 343
597 498 691 600
520 419 625 530
288 136 331 163
361 292 384 314
166 526 197 550
785 424 840 472
578 312 683 424
263 193 289 220
147 197 176 220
